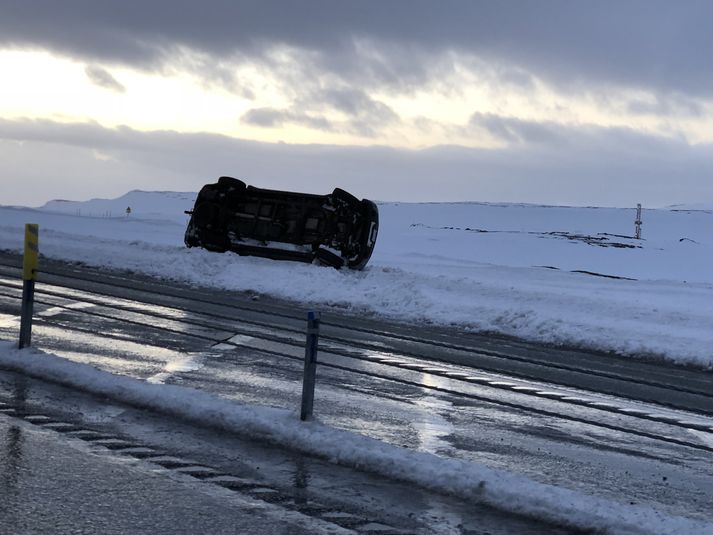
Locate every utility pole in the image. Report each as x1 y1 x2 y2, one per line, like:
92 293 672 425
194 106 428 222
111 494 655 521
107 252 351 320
635 204 642 240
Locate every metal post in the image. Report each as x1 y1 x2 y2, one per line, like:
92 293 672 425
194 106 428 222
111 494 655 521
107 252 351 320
19 224 39 349
635 204 642 240
300 311 320 421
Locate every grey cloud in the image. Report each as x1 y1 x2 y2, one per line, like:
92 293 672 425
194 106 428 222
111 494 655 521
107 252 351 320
241 88 400 137
85 65 126 92
495 68 536 90
241 108 285 128
1 1 713 98
241 107 332 131
626 94 704 117
0 118 711 208
319 88 399 122
469 113 566 145
322 88 381 116
466 112 694 165
313 88 400 136
169 51 256 99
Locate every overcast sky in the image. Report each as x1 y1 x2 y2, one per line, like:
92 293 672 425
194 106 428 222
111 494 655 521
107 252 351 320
1 1 711 207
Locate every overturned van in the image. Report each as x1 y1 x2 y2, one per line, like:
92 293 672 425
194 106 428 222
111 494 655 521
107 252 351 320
185 177 379 270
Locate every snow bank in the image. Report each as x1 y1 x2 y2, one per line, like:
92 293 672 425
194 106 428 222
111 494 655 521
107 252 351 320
1 342 710 535
1 194 713 367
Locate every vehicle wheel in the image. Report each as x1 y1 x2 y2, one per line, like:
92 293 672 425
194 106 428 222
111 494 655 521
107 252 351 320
184 230 200 248
201 230 229 253
218 176 247 190
316 247 345 269
345 200 378 270
332 188 360 207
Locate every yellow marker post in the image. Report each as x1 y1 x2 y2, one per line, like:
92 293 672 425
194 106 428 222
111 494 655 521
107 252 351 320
22 224 39 281
19 224 39 349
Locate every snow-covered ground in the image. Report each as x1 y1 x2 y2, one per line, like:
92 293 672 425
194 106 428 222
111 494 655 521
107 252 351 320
1 341 710 535
1 190 712 368
2 192 713 532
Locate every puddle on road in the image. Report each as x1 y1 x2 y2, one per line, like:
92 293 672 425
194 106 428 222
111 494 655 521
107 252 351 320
0 313 19 329
29 282 189 319
147 352 220 384
47 349 159 377
413 372 456 455
38 302 96 318
10 324 224 385
37 325 189 363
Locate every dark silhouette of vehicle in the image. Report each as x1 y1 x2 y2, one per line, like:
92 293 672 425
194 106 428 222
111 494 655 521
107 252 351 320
185 177 379 269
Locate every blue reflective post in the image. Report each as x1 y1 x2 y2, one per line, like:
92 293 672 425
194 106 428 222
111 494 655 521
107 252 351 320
300 311 320 421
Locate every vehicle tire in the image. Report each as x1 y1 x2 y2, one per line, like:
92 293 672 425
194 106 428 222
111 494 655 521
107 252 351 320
316 247 345 269
184 228 200 248
345 200 379 270
218 176 247 190
201 230 229 253
332 188 360 207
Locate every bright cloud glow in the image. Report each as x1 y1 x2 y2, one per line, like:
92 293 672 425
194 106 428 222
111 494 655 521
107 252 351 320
3 47 711 152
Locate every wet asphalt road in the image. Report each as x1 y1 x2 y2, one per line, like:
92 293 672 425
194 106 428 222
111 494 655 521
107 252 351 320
0 252 712 531
0 252 710 417
0 408 324 535
0 369 576 535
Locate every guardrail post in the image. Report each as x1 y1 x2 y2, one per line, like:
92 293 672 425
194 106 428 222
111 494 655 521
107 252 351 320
300 311 320 421
19 224 39 349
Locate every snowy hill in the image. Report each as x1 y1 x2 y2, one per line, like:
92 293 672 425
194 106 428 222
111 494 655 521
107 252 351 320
40 190 196 223
2 191 713 367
